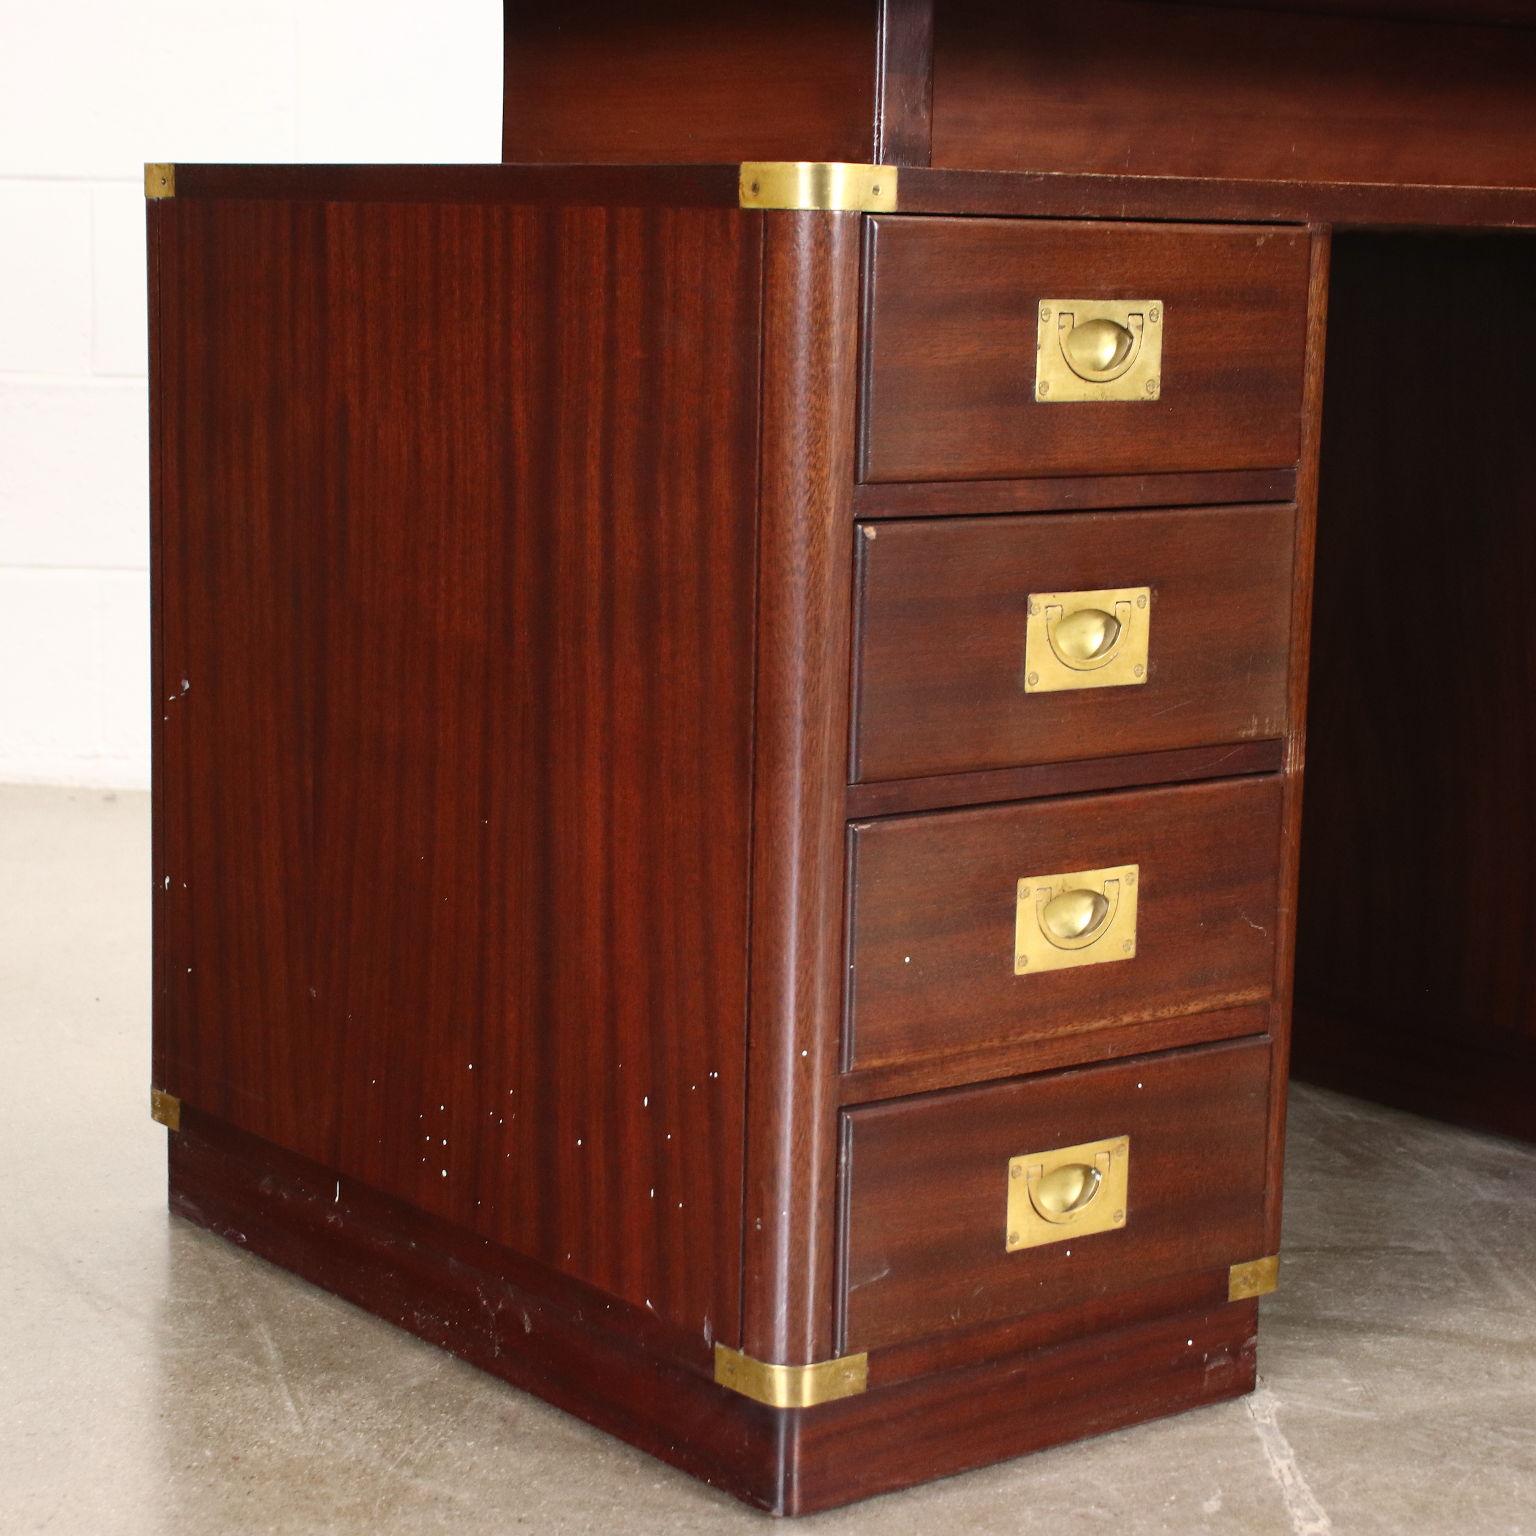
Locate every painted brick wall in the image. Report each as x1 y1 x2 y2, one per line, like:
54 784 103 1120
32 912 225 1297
0 1 500 786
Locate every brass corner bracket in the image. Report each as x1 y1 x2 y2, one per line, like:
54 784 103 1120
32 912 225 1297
144 164 176 200
150 1087 182 1131
713 1344 868 1408
1229 1255 1280 1302
739 162 897 213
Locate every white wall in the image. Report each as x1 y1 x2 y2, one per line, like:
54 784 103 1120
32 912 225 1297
0 0 501 787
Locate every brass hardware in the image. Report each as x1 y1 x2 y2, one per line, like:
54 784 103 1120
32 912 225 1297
1036 299 1163 403
144 164 176 200
1025 586 1151 693
1228 1255 1280 1302
713 1344 869 1408
150 1088 182 1131
739 162 898 213
1007 1136 1130 1252
1015 864 1139 975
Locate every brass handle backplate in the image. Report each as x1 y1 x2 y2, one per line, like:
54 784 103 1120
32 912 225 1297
1007 1136 1130 1252
1025 587 1150 693
1015 864 1139 975
1036 299 1163 403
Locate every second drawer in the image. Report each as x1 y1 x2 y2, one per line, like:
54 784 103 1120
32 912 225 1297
845 775 1283 1072
852 503 1296 783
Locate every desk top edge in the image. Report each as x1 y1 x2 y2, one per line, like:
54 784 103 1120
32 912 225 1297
150 162 1536 233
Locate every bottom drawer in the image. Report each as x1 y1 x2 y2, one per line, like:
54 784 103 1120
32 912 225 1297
840 1036 1271 1352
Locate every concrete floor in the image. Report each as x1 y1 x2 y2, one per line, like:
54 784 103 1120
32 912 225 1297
3 784 1534 1535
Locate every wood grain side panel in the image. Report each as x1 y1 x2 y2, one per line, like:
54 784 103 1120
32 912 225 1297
502 0 879 164
852 504 1296 783
152 198 762 1343
840 1039 1271 1351
932 0 1536 189
741 212 863 1365
847 777 1283 1072
861 218 1311 484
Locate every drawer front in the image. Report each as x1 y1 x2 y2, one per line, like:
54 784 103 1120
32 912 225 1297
840 1037 1271 1351
852 504 1296 783
861 217 1310 483
846 777 1281 1072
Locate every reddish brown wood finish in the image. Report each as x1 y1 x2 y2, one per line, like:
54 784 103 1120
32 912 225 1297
840 1038 1271 1351
162 162 1536 232
852 504 1296 783
853 467 1296 518
170 1100 1257 1516
844 739 1284 820
151 195 763 1345
1292 230 1536 1142
846 777 1283 1072
840 1001 1270 1105
1261 229 1332 1242
502 1 879 165
861 217 1311 483
741 211 863 1366
874 0 936 165
791 1299 1257 1510
932 0 1536 189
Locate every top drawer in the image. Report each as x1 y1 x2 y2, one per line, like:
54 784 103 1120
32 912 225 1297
860 218 1311 483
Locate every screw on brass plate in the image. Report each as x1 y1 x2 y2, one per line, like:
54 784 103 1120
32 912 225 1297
1010 1164 1022 1179
1146 379 1159 396
1133 665 1145 677
1122 941 1134 953
1027 672 1040 686
1125 873 1136 886
1136 594 1148 608
1148 305 1161 323
1114 1209 1125 1222
1008 1231 1020 1246
1040 305 1052 322
1038 381 1050 398
1017 955 1029 967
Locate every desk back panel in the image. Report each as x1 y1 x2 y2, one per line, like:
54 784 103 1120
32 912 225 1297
1292 230 1536 1142
932 0 1536 189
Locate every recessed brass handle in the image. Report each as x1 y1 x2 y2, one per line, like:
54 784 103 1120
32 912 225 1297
1036 299 1163 403
1026 1158 1106 1224
1015 864 1139 975
1039 880 1119 950
1007 1136 1130 1251
1045 601 1132 672
1059 314 1143 383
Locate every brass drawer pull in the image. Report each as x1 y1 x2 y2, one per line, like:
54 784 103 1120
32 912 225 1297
1027 1158 1104 1223
1036 298 1163 403
1061 315 1143 383
1025 586 1150 693
1039 884 1117 949
1007 1136 1130 1251
1015 864 1139 975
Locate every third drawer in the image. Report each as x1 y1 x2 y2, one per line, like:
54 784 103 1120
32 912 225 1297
851 502 1296 783
845 775 1283 1073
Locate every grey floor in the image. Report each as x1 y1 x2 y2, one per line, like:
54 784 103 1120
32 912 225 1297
3 785 1534 1535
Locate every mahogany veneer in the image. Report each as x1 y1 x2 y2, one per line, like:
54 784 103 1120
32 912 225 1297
150 0 1536 1511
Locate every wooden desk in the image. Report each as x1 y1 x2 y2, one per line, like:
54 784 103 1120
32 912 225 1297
146 1 1536 1513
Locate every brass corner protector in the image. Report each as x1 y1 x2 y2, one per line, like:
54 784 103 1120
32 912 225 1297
1229 1255 1280 1302
145 164 176 200
739 162 897 213
713 1344 869 1408
150 1087 182 1131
